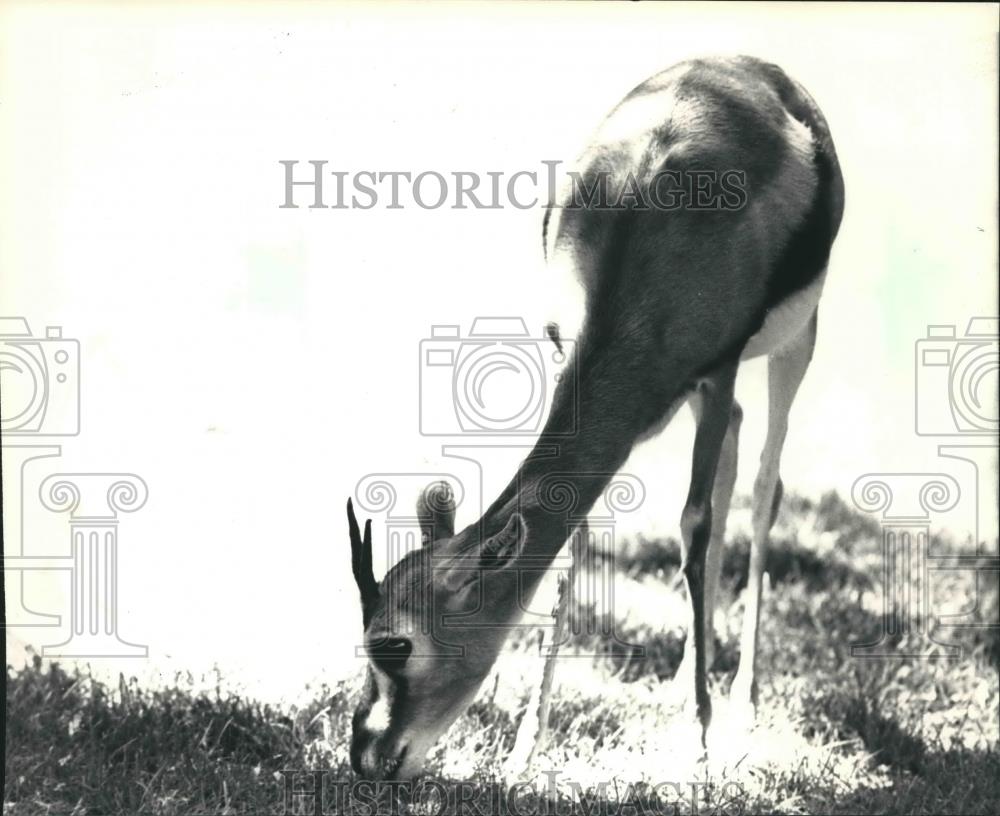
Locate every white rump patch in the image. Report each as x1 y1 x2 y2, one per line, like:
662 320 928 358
783 111 815 165
742 269 826 360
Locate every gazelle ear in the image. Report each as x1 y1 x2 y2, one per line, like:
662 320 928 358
481 513 526 568
416 480 456 546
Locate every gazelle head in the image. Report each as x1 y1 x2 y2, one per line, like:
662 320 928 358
347 481 528 780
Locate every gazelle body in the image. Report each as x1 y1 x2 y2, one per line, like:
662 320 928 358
347 55 844 781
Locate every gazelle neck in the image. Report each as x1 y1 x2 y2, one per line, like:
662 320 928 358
480 339 670 563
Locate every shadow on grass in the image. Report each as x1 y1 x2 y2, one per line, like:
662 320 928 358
815 688 928 775
767 746 1000 816
557 574 893 684
625 530 876 594
592 493 877 597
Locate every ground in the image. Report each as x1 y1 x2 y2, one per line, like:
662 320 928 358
5 492 999 815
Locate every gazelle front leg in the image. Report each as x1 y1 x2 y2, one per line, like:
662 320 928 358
731 312 817 717
679 363 738 745
704 399 743 672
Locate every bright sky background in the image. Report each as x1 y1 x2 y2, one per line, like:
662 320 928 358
2 2 997 700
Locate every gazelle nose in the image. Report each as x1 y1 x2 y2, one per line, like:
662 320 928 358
350 726 409 780
359 749 385 780
349 725 374 776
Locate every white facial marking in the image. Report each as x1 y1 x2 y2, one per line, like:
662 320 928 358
366 697 391 733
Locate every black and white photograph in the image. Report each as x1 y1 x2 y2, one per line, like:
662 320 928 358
2 2 998 814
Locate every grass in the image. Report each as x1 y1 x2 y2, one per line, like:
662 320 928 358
6 491 999 814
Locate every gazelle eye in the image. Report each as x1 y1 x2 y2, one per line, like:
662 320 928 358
368 637 413 673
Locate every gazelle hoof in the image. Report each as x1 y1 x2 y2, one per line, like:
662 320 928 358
729 673 759 732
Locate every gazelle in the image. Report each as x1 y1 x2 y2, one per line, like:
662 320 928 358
346 55 844 781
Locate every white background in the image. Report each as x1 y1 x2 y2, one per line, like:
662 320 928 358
2 2 997 699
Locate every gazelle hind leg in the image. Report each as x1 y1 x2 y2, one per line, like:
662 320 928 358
677 396 742 677
731 310 817 715
678 362 739 744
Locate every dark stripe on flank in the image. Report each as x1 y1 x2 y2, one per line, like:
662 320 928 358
763 143 837 310
695 139 838 377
